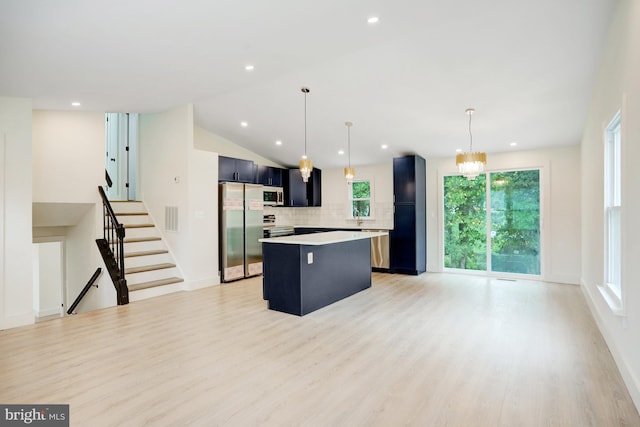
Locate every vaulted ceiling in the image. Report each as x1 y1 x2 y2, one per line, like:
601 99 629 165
0 0 616 168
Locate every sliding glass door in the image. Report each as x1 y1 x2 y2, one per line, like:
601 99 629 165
444 169 541 276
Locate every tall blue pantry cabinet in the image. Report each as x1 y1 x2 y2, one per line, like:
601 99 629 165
390 155 426 275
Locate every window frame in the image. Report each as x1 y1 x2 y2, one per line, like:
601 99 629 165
347 178 374 220
600 110 624 315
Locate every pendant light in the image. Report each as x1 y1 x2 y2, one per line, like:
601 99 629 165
299 87 313 182
456 108 487 180
344 121 355 183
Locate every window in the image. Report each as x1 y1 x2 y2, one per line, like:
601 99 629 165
349 179 372 219
602 111 623 312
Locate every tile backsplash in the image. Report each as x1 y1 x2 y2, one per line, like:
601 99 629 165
264 202 394 230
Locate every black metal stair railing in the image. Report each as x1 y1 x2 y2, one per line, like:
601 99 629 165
67 268 102 314
96 185 129 305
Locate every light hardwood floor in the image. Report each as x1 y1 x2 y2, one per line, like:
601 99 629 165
1 273 639 426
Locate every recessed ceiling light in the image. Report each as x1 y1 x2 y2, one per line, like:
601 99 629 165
456 148 463 153
510 142 518 147
338 150 345 155
367 17 379 24
275 140 282 146
245 64 255 71
71 102 81 107
381 144 388 149
240 121 248 127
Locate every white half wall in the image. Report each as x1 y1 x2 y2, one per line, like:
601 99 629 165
426 145 581 285
0 97 33 329
580 0 640 411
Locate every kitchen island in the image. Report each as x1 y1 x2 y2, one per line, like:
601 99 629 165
260 231 387 316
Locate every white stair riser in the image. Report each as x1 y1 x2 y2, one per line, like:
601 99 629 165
110 202 146 213
123 227 159 239
126 267 180 285
125 253 173 268
123 240 166 253
116 215 151 225
129 282 184 302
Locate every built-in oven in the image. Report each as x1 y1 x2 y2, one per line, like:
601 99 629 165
263 186 284 206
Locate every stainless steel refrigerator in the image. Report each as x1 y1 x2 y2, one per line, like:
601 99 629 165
219 183 264 282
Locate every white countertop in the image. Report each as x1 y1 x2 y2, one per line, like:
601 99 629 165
259 230 388 245
292 225 393 231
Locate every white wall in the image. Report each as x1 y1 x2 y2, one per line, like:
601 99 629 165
32 110 104 203
35 241 63 317
186 147 219 288
0 97 34 329
195 125 283 168
426 145 581 284
580 0 640 410
139 105 219 288
65 206 116 314
31 110 115 314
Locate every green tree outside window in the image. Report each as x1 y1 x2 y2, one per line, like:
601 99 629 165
350 180 371 218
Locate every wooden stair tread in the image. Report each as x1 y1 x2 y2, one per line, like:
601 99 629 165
110 200 142 203
128 277 184 292
125 263 175 274
124 249 169 258
114 212 148 216
123 223 155 229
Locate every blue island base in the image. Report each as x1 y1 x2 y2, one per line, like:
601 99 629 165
262 238 372 316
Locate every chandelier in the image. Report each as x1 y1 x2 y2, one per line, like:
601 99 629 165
456 108 487 180
299 87 313 182
344 121 355 183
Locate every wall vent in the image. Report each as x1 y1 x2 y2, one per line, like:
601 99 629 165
165 206 178 231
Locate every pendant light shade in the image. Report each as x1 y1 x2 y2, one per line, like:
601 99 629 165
456 108 487 180
344 121 355 183
300 87 313 182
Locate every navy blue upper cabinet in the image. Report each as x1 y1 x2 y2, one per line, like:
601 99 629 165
390 155 426 275
256 165 283 187
219 156 255 183
284 168 322 207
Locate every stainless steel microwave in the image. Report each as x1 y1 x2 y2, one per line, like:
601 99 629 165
263 186 284 206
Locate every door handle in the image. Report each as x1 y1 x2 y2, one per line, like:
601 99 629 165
110 158 116 162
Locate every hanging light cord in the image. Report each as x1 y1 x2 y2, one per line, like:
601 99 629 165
347 125 351 168
468 111 473 152
303 90 308 157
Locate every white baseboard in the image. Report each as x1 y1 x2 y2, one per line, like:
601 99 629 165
37 307 62 318
185 277 220 291
1 312 35 330
580 278 640 413
545 274 580 285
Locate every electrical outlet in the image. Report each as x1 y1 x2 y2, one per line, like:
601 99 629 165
307 252 313 264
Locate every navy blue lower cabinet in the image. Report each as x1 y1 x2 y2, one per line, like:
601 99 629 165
262 239 371 316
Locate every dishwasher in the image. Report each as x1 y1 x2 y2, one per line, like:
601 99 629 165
364 230 390 269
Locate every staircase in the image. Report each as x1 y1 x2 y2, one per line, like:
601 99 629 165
110 200 184 301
